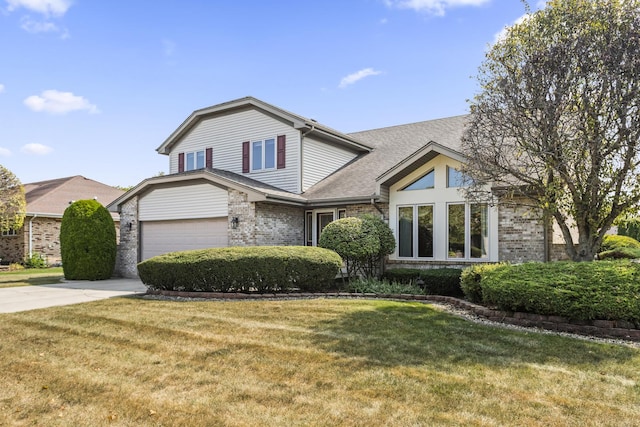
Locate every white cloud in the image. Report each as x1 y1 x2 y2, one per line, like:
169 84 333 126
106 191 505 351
5 0 72 17
0 147 11 156
21 143 53 155
384 0 490 16
0 84 4 93
339 68 383 89
24 90 99 115
20 15 58 32
493 14 529 44
492 2 545 45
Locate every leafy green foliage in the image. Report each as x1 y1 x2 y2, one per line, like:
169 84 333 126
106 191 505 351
460 263 506 303
467 261 640 322
137 246 343 293
23 253 47 269
601 235 640 251
319 215 395 279
60 200 117 280
598 235 640 259
616 217 640 242
462 0 640 261
0 165 26 234
345 278 424 295
383 268 463 297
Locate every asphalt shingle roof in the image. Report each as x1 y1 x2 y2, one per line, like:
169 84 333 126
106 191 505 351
24 176 125 216
302 114 469 201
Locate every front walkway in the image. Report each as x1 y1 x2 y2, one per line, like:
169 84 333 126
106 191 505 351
0 278 146 313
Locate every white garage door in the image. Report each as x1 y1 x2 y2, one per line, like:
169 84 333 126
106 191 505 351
141 218 228 260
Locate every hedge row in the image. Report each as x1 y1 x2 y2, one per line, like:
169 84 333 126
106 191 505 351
137 246 342 293
383 268 463 297
461 261 640 323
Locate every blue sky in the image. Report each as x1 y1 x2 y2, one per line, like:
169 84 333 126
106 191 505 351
0 0 539 188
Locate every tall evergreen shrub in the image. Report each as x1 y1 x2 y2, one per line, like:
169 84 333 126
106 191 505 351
60 199 117 280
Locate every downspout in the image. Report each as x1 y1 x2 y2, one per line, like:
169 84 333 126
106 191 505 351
300 124 315 193
371 198 386 220
28 214 37 258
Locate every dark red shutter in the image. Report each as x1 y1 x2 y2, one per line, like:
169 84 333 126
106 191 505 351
206 148 213 169
242 141 250 173
178 152 185 173
277 135 286 169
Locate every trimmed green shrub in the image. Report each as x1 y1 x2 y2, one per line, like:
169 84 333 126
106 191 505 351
346 278 424 295
460 263 505 303
383 268 463 297
319 215 395 279
60 200 117 280
478 261 640 322
137 246 342 293
24 252 47 269
600 234 640 251
598 235 640 259
598 247 640 260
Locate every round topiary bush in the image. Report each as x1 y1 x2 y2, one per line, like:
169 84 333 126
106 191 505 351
60 199 117 280
319 215 395 279
137 246 343 293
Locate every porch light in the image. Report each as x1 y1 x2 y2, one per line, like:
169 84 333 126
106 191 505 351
231 217 239 229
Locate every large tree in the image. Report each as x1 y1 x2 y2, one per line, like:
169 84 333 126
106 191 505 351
461 0 640 261
0 165 26 234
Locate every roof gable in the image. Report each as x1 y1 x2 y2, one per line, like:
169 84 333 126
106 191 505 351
302 115 470 202
156 96 372 156
25 176 125 216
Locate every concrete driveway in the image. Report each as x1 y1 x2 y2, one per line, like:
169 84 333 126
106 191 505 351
0 278 147 313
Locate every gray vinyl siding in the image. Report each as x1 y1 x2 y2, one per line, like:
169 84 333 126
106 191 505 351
302 136 359 191
139 184 228 221
169 109 301 193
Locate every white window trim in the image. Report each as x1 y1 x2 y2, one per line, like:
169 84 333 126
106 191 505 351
185 149 205 171
446 202 489 261
305 208 338 246
250 137 276 172
397 204 435 260
1 228 18 237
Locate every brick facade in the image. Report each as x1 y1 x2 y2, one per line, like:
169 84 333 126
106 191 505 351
255 203 304 246
1 216 120 266
497 200 549 263
115 198 138 278
0 229 27 264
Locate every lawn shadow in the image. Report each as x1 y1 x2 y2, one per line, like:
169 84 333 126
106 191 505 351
309 301 639 369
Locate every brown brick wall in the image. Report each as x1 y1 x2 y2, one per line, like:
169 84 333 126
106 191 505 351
0 229 27 264
497 200 548 263
255 203 304 246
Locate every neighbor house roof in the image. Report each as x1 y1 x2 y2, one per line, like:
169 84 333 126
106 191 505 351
156 96 373 155
302 114 470 203
24 176 125 218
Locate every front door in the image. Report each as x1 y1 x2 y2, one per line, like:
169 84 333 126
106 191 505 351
316 212 334 244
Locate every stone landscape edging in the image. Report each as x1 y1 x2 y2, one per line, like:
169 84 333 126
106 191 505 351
146 289 640 342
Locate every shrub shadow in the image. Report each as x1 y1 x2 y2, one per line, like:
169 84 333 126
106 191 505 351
309 301 639 369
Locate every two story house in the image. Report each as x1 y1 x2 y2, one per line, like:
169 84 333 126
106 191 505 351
109 97 558 278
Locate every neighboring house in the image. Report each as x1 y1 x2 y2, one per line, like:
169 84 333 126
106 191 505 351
0 176 124 265
109 96 562 278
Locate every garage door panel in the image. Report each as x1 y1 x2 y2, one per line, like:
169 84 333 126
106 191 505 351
141 218 228 260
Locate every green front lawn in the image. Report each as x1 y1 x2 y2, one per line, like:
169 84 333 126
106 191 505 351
0 267 64 288
0 297 638 426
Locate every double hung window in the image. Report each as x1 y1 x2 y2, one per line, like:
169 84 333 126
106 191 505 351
186 150 205 171
252 138 276 171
